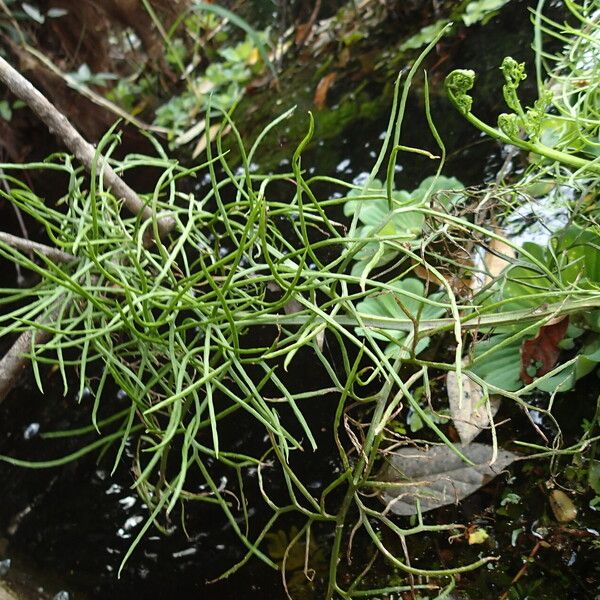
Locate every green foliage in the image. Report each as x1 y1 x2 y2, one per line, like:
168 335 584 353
0 51 503 595
470 335 522 392
356 278 447 357
67 64 118 88
343 175 463 276
469 224 600 393
0 100 12 121
462 0 511 26
445 0 600 175
399 0 512 51
444 69 475 115
444 1 600 401
106 77 156 115
154 32 267 140
1 4 600 597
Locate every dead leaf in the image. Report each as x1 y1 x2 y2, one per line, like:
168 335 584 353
294 23 313 46
412 261 445 286
174 119 206 147
192 123 230 159
245 72 275 94
313 72 337 110
446 366 500 445
520 316 569 384
484 236 515 285
549 489 577 523
469 230 515 293
378 443 517 516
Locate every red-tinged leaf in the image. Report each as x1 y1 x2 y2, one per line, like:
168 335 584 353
520 316 569 384
313 72 337 109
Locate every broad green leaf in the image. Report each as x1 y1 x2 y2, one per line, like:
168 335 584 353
462 0 511 26
470 335 522 392
355 278 446 357
345 176 464 275
589 460 600 495
552 225 600 287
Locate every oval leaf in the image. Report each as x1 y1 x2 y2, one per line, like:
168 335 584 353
378 443 517 515
446 368 500 445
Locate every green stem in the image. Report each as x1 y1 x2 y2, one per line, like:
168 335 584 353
235 296 600 335
447 92 600 174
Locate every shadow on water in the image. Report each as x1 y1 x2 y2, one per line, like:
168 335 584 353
1 1 599 598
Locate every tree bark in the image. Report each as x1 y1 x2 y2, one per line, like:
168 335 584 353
0 326 51 405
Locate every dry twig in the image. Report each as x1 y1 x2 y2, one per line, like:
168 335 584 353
0 231 75 264
0 55 175 239
0 55 175 404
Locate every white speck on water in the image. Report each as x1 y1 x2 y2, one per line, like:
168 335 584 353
119 496 137 510
0 558 10 576
23 422 40 440
105 483 122 495
78 387 91 402
336 158 351 172
117 515 143 539
116 516 143 538
352 171 369 186
172 547 197 559
123 516 144 531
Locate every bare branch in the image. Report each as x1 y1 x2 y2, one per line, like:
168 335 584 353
0 325 51 405
0 55 175 240
0 231 75 263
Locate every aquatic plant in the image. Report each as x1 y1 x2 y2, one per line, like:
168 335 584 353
0 3 599 598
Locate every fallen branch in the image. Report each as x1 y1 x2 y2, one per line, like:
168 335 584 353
0 231 75 263
0 325 52 405
0 55 175 403
0 233 75 405
0 55 175 239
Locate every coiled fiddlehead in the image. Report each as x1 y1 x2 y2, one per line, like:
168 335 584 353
444 69 475 116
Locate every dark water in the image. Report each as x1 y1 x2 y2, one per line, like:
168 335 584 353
2 1 599 599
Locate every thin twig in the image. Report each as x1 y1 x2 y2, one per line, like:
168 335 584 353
0 231 75 263
0 325 51 405
0 55 175 240
0 55 177 403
